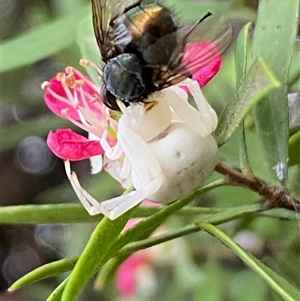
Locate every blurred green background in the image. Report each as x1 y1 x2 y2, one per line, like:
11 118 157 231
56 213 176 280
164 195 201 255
1 0 299 300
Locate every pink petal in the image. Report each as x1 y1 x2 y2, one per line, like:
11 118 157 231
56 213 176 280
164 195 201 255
44 69 105 120
116 251 151 297
44 78 81 120
192 56 221 88
116 259 137 297
47 129 104 161
182 41 222 88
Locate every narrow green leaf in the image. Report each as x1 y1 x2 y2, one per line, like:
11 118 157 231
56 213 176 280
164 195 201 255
0 180 224 225
235 22 252 86
289 131 300 166
251 0 299 184
258 208 300 221
46 278 68 301
109 180 225 255
0 204 221 224
9 258 77 291
118 205 300 262
235 22 254 176
61 212 132 301
215 58 280 146
199 223 300 301
80 180 225 296
6 205 298 292
0 204 100 224
1 7 89 72
113 204 262 258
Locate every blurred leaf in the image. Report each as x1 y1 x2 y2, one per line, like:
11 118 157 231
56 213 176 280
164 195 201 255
36 171 120 205
77 15 102 84
199 223 300 301
231 270 268 301
195 262 226 301
167 0 230 21
288 131 300 166
9 258 76 291
61 212 132 301
289 42 300 92
53 0 85 15
1 7 89 72
0 115 71 151
215 58 280 146
251 0 299 184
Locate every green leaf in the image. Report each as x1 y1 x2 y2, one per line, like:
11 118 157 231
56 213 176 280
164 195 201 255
1 7 89 72
107 180 225 254
86 180 225 296
6 205 298 292
289 131 300 166
0 204 101 224
235 22 252 86
2 200 299 225
9 258 77 291
289 42 300 91
166 0 230 21
235 22 254 176
215 58 280 146
61 212 132 301
251 0 299 184
199 222 300 301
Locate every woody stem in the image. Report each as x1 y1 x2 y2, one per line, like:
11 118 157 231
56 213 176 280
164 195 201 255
215 162 300 211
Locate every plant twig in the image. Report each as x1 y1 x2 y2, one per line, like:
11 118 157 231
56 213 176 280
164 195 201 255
215 162 300 211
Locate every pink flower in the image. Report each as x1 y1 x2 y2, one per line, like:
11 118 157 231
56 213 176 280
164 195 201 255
116 250 152 297
47 129 104 160
115 201 159 297
43 65 117 161
182 41 222 90
43 45 222 219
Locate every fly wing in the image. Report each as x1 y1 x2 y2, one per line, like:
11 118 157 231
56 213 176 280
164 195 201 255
155 16 233 88
91 0 136 62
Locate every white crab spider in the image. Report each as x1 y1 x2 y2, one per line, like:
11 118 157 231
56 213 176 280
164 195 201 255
65 78 218 220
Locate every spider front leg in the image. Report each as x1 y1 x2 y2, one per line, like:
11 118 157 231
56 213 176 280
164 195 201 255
99 126 132 181
64 160 103 215
166 79 218 136
100 176 162 219
100 124 164 220
183 78 218 133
